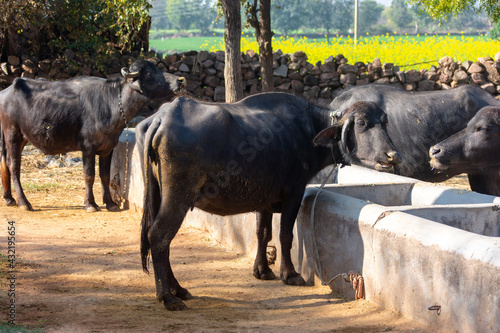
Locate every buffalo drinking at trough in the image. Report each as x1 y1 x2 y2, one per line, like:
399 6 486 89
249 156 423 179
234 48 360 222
137 92 401 310
330 84 500 196
430 105 500 172
0 59 186 212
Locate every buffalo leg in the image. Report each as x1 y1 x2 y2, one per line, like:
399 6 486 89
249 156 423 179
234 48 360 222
253 211 277 280
468 168 500 196
279 191 306 285
1 146 15 206
99 154 119 212
82 151 99 212
149 194 192 310
4 132 31 210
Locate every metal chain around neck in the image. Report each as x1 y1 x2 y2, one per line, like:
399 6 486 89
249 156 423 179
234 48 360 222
118 83 130 209
118 84 128 125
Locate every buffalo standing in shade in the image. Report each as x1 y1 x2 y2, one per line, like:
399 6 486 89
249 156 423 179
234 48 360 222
330 84 500 195
137 93 401 310
430 106 500 171
0 59 185 211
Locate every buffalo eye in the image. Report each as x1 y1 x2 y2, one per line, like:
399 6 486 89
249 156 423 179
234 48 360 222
475 126 487 133
356 119 366 127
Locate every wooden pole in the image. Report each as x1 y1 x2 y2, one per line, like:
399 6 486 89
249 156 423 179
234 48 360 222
354 0 358 45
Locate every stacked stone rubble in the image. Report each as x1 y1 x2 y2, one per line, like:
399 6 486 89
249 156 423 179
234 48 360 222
2 49 500 105
0 51 143 86
167 49 500 104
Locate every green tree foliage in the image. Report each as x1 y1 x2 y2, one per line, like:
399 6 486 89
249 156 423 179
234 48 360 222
192 1 216 35
100 0 152 52
311 0 336 38
408 3 433 34
435 10 489 32
331 0 356 34
406 0 500 23
406 4 488 34
165 0 216 34
385 0 413 31
490 21 500 39
271 0 309 36
166 0 194 31
151 0 170 31
307 0 355 35
0 1 48 56
0 0 151 64
358 0 385 33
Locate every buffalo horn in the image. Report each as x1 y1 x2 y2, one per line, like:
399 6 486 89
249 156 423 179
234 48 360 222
341 116 353 154
121 67 140 78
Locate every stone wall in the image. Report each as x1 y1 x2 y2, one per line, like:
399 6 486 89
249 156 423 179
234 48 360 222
166 50 500 105
2 49 500 105
0 51 142 86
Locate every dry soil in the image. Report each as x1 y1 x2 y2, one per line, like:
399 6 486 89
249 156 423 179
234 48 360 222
0 149 463 332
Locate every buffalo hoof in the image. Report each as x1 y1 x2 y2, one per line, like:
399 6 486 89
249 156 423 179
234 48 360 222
282 274 306 286
164 299 188 311
5 198 16 206
19 203 34 211
253 267 277 280
85 205 100 213
106 204 120 212
172 287 192 300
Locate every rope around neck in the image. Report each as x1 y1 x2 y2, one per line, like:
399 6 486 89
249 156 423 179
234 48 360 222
310 165 338 285
309 164 364 299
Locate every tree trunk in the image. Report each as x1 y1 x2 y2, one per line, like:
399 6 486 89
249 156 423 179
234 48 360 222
249 0 274 92
7 27 22 56
221 0 244 103
135 16 151 52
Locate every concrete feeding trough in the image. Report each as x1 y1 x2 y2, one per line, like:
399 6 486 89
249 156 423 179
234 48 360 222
297 166 499 333
111 130 499 332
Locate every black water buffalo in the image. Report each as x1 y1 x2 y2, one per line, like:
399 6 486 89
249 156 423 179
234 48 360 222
330 84 500 195
137 92 401 310
430 106 500 171
0 59 185 212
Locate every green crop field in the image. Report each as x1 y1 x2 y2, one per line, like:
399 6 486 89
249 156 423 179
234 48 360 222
150 33 500 70
150 36 218 53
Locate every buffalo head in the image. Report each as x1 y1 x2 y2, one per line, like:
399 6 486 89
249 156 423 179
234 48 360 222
314 101 401 171
430 106 500 171
121 59 186 101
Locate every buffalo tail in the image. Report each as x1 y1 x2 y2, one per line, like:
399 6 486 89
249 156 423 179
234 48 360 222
140 118 162 274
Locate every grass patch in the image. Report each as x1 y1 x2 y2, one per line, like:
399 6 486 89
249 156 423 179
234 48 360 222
0 254 9 295
150 36 222 53
0 322 43 333
22 182 69 193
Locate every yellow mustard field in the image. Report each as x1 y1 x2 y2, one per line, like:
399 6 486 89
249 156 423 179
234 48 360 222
203 34 500 70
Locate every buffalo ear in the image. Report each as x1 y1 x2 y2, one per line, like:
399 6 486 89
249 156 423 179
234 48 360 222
128 80 143 94
121 69 143 93
313 126 341 147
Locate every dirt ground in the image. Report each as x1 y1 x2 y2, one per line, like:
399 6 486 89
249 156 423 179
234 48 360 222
0 149 465 332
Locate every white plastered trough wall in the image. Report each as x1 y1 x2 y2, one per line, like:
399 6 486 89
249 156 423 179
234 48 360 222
111 130 499 332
